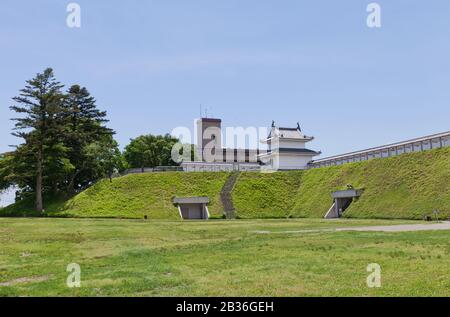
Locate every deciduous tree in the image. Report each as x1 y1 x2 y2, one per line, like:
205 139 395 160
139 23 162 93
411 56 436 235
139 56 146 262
124 134 179 171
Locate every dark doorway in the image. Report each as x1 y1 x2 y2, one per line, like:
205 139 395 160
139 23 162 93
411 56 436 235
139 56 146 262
325 188 363 219
335 197 354 217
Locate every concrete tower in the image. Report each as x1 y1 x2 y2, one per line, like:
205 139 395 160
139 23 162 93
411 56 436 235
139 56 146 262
196 118 222 162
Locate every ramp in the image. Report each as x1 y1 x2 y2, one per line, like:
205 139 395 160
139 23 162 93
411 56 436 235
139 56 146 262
324 202 337 219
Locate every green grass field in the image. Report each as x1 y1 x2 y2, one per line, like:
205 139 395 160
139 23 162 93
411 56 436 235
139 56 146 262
1 218 448 297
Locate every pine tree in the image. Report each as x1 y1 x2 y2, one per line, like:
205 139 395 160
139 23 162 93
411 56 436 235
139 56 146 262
10 68 66 212
63 85 113 194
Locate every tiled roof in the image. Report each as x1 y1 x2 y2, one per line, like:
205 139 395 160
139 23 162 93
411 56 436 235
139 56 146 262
277 148 319 154
268 127 307 139
276 128 304 139
200 118 221 123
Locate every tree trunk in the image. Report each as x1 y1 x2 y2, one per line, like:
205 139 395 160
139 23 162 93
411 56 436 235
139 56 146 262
36 151 43 213
67 169 81 197
67 175 76 197
52 180 58 195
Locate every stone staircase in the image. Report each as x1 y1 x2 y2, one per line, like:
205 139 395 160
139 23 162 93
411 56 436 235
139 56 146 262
220 172 240 219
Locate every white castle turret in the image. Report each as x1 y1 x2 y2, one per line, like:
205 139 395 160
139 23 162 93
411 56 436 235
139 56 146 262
258 121 321 170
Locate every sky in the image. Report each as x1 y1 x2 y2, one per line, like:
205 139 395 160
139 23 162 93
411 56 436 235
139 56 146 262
1 0 450 205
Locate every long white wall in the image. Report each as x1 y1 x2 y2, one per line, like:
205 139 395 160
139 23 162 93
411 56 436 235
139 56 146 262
309 131 450 168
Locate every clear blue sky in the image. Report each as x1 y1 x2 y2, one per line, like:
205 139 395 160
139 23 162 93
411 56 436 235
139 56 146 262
1 0 449 155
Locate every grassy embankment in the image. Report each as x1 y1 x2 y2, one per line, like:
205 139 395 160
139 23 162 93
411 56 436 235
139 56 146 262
1 147 449 220
232 147 450 220
0 172 230 219
0 218 448 296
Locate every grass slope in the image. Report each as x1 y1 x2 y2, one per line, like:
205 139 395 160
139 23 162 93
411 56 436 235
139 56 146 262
1 218 448 296
1 148 449 220
291 147 450 219
231 171 303 218
230 148 450 220
1 172 230 219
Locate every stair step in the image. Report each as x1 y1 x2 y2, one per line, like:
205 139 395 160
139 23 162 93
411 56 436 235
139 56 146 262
220 172 239 219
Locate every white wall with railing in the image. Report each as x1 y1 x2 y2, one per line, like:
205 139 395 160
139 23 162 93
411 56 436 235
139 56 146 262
309 131 450 168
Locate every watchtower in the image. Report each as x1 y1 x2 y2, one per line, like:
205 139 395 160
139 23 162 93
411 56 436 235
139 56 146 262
196 118 222 162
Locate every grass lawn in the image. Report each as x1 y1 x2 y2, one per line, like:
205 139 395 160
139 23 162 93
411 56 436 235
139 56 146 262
0 218 449 297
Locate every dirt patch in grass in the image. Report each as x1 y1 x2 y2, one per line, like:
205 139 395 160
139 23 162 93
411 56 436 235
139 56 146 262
0 274 53 287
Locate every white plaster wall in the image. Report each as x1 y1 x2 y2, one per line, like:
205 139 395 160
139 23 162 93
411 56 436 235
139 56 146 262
443 136 450 146
277 139 306 149
278 155 313 170
181 162 260 172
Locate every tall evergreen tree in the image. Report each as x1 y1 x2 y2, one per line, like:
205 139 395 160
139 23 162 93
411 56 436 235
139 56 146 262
0 152 14 193
5 69 121 210
10 68 65 212
63 85 113 194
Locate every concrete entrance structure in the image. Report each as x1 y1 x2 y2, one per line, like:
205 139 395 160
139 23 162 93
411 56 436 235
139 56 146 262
173 197 210 220
324 188 363 219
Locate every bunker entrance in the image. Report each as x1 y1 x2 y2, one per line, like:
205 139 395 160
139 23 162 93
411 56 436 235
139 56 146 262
324 187 363 219
173 197 210 220
335 197 353 217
